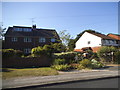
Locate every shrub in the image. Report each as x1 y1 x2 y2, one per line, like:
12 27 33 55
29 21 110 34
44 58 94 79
91 59 104 69
31 46 45 57
97 46 117 62
53 59 65 65
114 51 120 64
80 59 92 68
15 50 23 57
54 52 76 64
70 63 85 70
2 49 15 58
51 64 71 71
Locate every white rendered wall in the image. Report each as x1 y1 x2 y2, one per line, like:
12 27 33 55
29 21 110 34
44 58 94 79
75 32 102 49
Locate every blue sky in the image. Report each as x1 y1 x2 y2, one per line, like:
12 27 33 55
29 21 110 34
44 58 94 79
2 2 118 38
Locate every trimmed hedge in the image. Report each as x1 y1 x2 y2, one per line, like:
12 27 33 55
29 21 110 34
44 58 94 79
53 52 77 64
2 49 23 59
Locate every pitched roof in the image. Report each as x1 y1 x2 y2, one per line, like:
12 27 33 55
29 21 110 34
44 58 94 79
86 31 116 40
107 33 120 40
5 26 60 39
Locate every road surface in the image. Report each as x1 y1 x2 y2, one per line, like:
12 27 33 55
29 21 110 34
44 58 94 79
5 77 118 89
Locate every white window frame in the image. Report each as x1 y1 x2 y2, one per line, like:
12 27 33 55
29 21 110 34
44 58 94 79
11 37 18 42
24 37 32 42
51 38 56 42
39 37 46 43
24 48 31 54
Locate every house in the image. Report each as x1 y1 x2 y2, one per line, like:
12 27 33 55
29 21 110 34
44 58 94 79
74 31 120 52
3 25 60 54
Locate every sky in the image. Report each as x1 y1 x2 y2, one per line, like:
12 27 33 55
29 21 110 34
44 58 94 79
1 2 118 39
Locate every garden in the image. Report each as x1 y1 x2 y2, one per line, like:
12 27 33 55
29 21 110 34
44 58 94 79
1 43 120 79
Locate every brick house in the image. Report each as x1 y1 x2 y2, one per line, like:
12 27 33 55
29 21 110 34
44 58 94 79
74 31 120 52
3 25 60 54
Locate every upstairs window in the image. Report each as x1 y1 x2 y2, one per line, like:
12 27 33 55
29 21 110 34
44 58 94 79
51 38 56 42
24 37 32 42
14 28 22 31
11 37 17 42
14 28 31 32
39 37 46 42
88 41 91 44
23 28 32 32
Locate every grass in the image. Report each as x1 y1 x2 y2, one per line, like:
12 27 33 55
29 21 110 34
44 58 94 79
1 67 59 79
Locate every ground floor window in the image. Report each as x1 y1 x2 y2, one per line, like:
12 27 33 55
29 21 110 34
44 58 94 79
24 48 31 54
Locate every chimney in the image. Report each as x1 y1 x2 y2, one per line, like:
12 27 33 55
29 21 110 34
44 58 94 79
32 24 36 30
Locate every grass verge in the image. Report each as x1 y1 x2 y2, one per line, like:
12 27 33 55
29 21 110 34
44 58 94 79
1 67 59 79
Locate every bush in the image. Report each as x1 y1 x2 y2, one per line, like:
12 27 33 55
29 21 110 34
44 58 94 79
80 59 92 68
31 46 45 57
114 51 120 64
52 59 65 65
15 50 23 57
54 52 76 64
51 64 71 71
2 49 15 58
2 49 23 58
70 63 85 70
91 59 104 69
97 46 117 62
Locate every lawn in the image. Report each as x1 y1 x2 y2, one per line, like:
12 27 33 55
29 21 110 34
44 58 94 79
1 67 59 79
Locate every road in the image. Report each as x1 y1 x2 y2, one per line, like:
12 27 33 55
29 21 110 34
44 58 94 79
5 77 118 89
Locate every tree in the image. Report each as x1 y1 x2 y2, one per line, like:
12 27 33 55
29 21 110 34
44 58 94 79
97 46 117 63
68 39 75 51
0 24 6 40
58 30 72 51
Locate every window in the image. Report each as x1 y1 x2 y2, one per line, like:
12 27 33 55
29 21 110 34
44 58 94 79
24 37 32 42
51 38 56 42
11 37 17 42
24 48 31 54
14 28 22 31
23 28 31 32
39 37 46 42
88 41 90 44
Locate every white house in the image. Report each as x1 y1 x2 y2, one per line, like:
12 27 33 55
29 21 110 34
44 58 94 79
74 31 120 52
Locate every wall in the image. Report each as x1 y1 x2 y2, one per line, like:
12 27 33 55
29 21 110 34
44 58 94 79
75 32 102 49
2 56 53 68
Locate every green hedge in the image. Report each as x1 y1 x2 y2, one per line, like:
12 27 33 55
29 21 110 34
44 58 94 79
54 52 77 64
2 49 23 58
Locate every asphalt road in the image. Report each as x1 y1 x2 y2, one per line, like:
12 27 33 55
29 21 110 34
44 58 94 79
6 77 118 90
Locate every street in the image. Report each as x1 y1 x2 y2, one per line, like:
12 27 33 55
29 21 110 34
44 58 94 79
5 77 118 90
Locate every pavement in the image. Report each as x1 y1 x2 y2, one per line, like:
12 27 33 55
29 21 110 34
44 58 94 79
2 66 120 89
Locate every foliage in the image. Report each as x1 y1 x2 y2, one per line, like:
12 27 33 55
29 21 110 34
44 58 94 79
97 46 117 62
2 49 15 58
2 49 23 58
51 64 71 71
58 30 73 51
54 52 77 64
52 59 65 65
15 50 24 57
79 59 104 69
91 59 104 69
68 39 76 51
70 63 85 70
0 26 6 40
51 43 66 53
114 51 120 64
31 46 45 57
80 59 92 68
